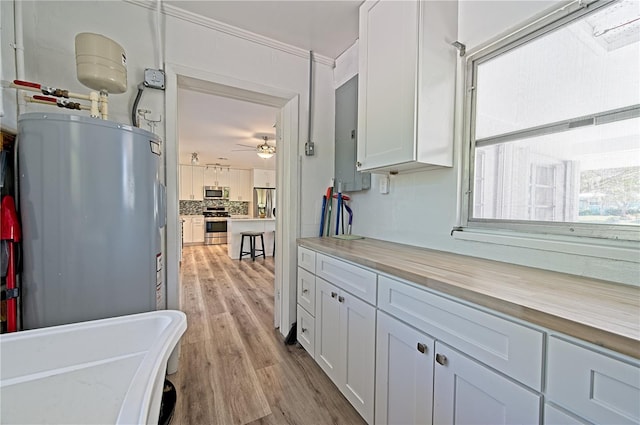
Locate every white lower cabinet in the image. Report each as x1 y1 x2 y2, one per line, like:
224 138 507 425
181 215 204 244
315 277 376 424
315 278 342 383
544 404 588 425
296 304 315 357
375 311 434 425
297 245 637 425
547 336 640 425
432 342 541 425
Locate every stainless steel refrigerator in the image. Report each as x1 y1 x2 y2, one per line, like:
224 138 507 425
18 113 166 329
253 187 275 218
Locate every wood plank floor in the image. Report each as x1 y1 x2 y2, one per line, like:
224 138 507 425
171 245 366 425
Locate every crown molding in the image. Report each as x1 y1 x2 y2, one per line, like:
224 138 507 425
123 0 336 67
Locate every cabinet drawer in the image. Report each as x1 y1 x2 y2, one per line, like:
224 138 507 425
547 336 640 425
378 275 543 390
297 267 315 316
297 246 316 273
296 305 315 358
315 253 377 305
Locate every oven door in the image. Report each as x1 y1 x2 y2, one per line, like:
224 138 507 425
204 219 228 245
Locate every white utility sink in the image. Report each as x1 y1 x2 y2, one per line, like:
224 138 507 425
0 310 187 424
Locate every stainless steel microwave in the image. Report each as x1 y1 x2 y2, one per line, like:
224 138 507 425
203 186 229 200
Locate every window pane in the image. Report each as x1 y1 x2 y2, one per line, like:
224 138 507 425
474 0 640 140
473 117 640 225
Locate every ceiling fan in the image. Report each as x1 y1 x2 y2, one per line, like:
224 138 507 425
233 135 276 159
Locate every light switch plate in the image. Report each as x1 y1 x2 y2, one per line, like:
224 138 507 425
379 175 389 194
144 68 165 90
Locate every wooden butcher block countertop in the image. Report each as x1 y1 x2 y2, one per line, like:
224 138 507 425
298 237 640 359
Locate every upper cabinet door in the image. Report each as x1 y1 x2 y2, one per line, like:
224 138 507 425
191 166 204 201
179 165 193 200
253 168 275 188
357 0 457 174
239 170 252 201
217 168 231 187
358 0 418 172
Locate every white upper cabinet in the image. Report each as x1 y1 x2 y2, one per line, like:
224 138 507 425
252 168 276 188
204 167 230 187
357 0 458 173
228 169 252 201
238 169 252 201
179 165 204 200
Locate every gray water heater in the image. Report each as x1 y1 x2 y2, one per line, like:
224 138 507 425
18 113 166 329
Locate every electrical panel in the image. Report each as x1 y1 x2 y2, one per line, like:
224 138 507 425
334 75 370 192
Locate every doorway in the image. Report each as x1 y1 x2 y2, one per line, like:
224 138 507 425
164 65 300 373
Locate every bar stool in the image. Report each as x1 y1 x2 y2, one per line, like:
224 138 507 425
239 231 265 261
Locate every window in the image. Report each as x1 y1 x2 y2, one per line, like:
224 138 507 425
463 0 640 241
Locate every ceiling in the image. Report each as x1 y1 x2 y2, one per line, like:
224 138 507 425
178 88 278 169
174 0 362 171
166 0 362 59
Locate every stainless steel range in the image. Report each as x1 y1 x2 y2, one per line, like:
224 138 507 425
203 207 230 245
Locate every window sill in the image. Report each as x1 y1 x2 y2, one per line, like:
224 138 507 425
452 227 640 263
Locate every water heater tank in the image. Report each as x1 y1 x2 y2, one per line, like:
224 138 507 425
75 33 127 94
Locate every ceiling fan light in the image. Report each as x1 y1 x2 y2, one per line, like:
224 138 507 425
257 151 274 159
256 140 276 159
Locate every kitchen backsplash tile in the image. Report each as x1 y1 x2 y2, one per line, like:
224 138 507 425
179 200 249 216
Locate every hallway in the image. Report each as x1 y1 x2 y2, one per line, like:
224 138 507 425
171 245 365 424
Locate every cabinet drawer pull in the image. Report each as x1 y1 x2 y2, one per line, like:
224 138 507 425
331 291 338 298
338 296 345 303
417 342 427 354
435 353 448 366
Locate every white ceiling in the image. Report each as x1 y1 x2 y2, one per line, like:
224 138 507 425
174 0 362 171
166 0 362 59
178 88 278 169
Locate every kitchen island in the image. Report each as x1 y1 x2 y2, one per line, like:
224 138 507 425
227 217 275 259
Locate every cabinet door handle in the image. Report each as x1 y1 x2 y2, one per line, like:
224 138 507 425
417 342 427 354
301 327 307 333
338 296 345 303
331 292 337 298
302 288 309 294
435 353 448 366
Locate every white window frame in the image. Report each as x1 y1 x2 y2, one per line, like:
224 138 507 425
459 0 640 244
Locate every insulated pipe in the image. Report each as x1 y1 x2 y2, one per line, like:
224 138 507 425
14 0 25 114
308 50 313 143
156 0 164 69
99 91 109 120
11 80 92 101
25 95 90 111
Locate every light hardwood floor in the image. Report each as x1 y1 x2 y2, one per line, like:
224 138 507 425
171 245 366 425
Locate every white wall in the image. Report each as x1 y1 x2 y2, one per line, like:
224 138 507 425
336 0 639 286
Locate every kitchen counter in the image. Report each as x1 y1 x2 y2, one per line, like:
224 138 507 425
227 218 275 259
298 236 640 359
